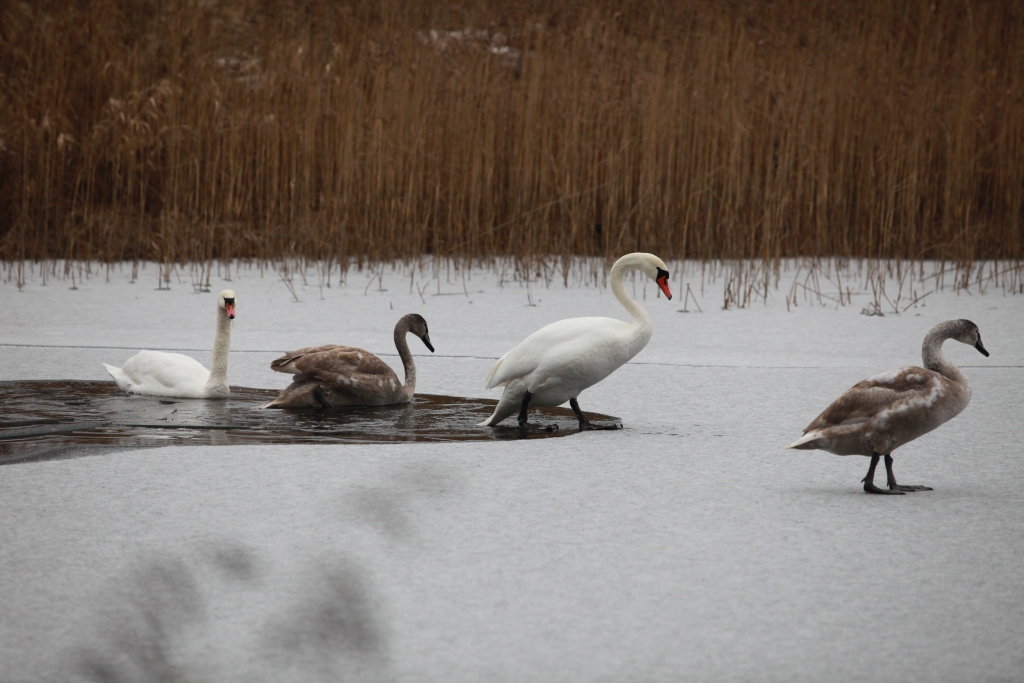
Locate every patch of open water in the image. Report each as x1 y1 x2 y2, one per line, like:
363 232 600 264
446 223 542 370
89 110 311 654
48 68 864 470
0 381 617 465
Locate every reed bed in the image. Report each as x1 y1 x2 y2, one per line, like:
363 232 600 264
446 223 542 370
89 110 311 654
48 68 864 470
2 0 1023 268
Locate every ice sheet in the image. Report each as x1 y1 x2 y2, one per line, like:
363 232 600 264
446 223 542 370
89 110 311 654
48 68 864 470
1 261 1022 682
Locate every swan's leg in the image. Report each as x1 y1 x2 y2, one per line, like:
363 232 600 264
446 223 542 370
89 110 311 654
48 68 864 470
517 390 531 426
313 385 331 409
884 454 932 492
569 398 622 431
863 453 904 495
517 391 558 432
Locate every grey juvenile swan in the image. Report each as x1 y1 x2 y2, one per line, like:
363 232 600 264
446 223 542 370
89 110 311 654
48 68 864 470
264 313 434 408
787 319 989 494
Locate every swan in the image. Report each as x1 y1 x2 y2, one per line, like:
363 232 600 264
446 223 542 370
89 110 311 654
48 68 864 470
104 290 236 399
787 319 989 494
479 252 672 430
264 313 434 408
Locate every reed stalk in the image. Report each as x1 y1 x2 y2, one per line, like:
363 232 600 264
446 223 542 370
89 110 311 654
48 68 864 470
1 0 1021 266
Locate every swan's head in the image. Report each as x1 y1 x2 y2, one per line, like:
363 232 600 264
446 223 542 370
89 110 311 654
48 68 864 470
952 319 988 357
218 290 236 320
632 253 672 300
403 313 434 353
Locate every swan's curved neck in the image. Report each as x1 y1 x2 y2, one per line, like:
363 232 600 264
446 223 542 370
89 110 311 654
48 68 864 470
205 310 232 389
610 258 652 329
394 323 416 395
922 326 965 383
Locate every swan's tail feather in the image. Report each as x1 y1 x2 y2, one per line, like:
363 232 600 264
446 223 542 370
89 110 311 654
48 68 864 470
478 390 521 427
477 408 506 427
477 400 503 426
786 431 823 450
103 363 132 392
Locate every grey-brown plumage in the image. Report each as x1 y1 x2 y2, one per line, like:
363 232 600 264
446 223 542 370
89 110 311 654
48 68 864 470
264 314 433 408
787 319 989 494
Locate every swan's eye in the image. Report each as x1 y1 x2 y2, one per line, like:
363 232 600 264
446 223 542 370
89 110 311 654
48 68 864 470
656 267 669 280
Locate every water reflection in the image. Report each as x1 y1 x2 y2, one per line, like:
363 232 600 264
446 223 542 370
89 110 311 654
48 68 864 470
0 381 617 464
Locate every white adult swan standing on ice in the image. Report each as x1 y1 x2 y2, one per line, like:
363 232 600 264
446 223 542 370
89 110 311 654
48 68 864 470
787 319 989 494
104 290 236 399
479 252 672 430
263 313 434 408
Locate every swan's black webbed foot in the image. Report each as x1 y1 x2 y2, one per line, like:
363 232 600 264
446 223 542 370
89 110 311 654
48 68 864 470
570 398 622 431
579 422 621 431
517 390 558 432
862 453 906 495
312 385 331 409
518 421 559 432
863 480 905 495
581 422 622 431
884 454 932 492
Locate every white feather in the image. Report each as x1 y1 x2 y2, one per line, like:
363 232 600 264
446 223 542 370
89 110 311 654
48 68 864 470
103 290 235 399
479 253 669 427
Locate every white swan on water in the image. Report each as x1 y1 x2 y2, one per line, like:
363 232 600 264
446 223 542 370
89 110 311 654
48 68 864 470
104 290 236 399
479 252 672 430
787 319 989 494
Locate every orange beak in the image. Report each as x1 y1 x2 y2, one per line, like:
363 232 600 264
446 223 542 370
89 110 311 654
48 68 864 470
225 303 236 319
656 275 672 300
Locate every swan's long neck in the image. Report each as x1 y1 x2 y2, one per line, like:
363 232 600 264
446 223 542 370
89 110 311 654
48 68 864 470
205 310 232 389
610 257 653 330
395 322 416 396
922 324 965 383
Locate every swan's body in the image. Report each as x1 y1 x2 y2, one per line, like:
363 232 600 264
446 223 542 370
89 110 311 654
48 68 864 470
264 313 433 408
787 319 989 494
104 290 236 399
479 252 672 430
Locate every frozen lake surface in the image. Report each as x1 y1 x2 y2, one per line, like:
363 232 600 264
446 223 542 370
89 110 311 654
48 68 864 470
1 261 1023 682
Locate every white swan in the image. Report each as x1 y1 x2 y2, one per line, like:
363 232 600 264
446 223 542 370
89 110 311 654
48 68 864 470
263 313 434 408
104 290 236 399
479 252 672 430
787 319 989 494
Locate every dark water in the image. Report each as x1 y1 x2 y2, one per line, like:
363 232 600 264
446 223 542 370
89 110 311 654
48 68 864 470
0 381 618 464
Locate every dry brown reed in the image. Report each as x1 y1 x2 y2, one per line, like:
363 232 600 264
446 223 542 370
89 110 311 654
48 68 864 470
2 0 1023 268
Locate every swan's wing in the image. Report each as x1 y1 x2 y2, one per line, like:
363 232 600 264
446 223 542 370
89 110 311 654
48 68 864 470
803 366 939 432
276 346 397 383
119 350 210 390
484 317 627 388
482 352 510 389
270 345 343 374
